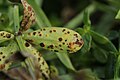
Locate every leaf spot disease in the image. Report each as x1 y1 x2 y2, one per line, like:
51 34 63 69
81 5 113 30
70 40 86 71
40 43 45 47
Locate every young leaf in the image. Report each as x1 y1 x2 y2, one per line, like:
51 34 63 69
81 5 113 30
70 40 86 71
22 27 84 53
0 31 14 43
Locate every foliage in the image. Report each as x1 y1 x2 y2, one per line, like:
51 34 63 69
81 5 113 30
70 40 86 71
0 0 120 80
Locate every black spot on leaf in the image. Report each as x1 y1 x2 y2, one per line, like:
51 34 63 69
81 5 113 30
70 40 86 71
6 34 11 38
58 38 62 41
25 42 30 47
40 43 45 47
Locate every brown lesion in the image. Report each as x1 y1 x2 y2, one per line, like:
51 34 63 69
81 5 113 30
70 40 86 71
20 0 36 32
40 43 45 47
58 37 63 42
0 52 3 55
67 38 84 52
26 39 34 43
25 42 30 47
74 39 84 47
47 45 54 49
0 32 4 36
6 34 11 38
0 64 5 70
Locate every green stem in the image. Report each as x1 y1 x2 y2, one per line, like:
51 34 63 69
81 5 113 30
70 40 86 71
64 4 95 29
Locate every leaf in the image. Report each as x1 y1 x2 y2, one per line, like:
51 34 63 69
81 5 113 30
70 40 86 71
20 0 36 31
27 0 52 27
16 36 50 79
115 10 120 19
80 33 92 54
56 52 75 71
92 44 108 63
22 27 84 53
0 13 9 27
0 31 14 43
89 30 118 53
0 40 18 70
13 5 20 33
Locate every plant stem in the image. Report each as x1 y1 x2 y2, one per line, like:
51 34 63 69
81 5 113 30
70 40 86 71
64 4 95 29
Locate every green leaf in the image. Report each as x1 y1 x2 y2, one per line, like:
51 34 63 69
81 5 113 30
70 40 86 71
92 44 108 63
56 52 75 71
13 5 20 33
115 10 120 19
81 33 92 54
27 0 52 28
35 0 43 7
0 13 9 27
89 30 118 53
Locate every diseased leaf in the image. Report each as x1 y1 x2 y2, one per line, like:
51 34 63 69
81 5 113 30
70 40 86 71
0 31 14 43
0 40 18 70
76 28 91 53
22 27 84 53
16 36 50 80
20 0 36 31
27 0 52 27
